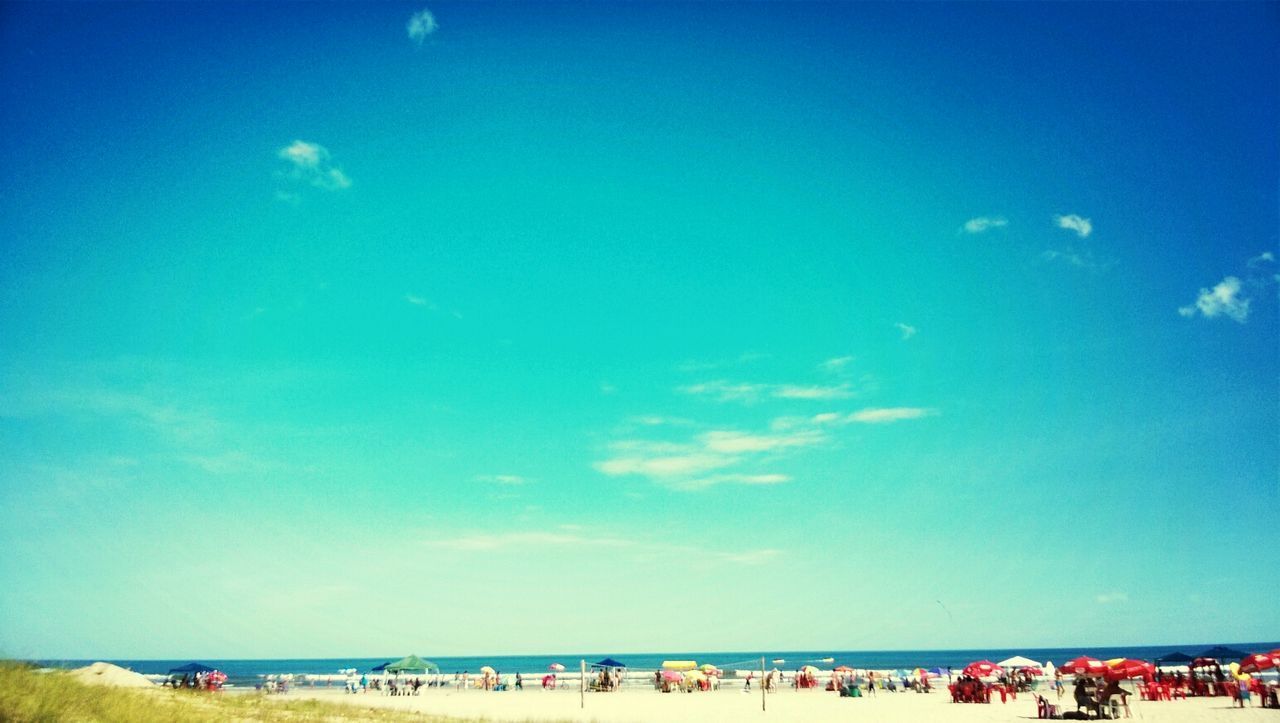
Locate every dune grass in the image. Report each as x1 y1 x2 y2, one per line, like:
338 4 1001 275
0 662 522 722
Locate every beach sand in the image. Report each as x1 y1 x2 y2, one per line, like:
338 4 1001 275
287 685 1275 722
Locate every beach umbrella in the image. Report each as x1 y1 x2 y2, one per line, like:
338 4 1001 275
700 664 721 676
1239 654 1276 675
800 665 819 673
1060 657 1108 676
834 666 854 673
1156 651 1194 665
998 655 1042 669
1106 659 1155 681
927 667 947 677
962 660 1003 678
661 670 683 682
479 666 495 675
661 660 697 671
548 663 565 672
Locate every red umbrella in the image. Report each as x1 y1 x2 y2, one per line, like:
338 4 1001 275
1106 659 1155 681
962 660 1003 678
1238 654 1276 675
1020 666 1044 676
1060 656 1108 676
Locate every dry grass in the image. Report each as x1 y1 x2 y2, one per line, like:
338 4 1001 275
0 662 517 722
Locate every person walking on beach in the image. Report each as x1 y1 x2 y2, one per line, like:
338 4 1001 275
515 672 523 690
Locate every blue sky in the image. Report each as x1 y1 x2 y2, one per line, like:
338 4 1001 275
1 2 1276 659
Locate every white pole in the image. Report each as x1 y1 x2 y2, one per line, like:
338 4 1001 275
580 660 585 709
752 655 762 711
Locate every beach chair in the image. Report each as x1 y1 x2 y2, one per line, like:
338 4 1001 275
1036 694 1062 719
1106 691 1131 718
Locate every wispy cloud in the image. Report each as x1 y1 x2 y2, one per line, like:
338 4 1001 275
476 474 527 485
1095 591 1128 604
1041 248 1113 272
1055 213 1092 238
277 140 351 191
895 322 917 340
423 529 782 566
962 216 1007 234
678 380 767 403
772 383 855 400
819 356 854 372
407 8 439 45
595 426 818 490
680 380 855 403
405 293 437 309
1178 276 1250 323
1247 251 1275 269
700 429 825 453
846 407 936 423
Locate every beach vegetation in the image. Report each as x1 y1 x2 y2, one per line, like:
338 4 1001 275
0 661 560 722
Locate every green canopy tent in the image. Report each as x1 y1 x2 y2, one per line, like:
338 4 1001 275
384 655 440 674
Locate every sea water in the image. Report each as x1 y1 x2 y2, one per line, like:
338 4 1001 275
36 641 1280 690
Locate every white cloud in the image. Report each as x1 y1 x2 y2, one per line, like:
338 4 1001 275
476 474 527 485
405 294 436 309
1247 251 1275 268
678 380 767 403
1178 276 1250 323
700 429 825 454
1041 248 1113 272
1055 214 1092 238
1095 591 1128 604
277 140 351 191
772 383 855 400
847 407 937 423
595 427 818 489
423 529 781 567
819 356 854 372
407 8 439 45
595 451 736 479
962 216 1008 234
895 322 917 340
680 380 855 402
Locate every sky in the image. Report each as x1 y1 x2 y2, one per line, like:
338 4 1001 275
0 2 1277 660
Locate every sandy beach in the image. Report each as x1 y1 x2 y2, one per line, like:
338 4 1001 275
286 685 1277 722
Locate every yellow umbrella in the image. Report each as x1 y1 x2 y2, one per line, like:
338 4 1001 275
479 666 495 674
662 660 697 671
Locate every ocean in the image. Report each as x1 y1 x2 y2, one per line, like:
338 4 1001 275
35 641 1279 689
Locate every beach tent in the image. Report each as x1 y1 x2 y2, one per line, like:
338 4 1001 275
370 661 393 672
593 658 626 668
997 656 1042 669
1198 646 1249 660
168 663 215 674
1156 651 1195 664
384 655 439 674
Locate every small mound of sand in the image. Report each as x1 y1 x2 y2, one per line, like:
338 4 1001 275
72 661 156 688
